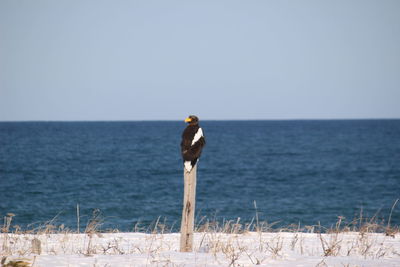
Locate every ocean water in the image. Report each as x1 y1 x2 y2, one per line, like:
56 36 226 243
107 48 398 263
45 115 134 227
0 120 399 231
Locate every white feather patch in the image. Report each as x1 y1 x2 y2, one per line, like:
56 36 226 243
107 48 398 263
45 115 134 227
184 161 192 172
191 128 203 145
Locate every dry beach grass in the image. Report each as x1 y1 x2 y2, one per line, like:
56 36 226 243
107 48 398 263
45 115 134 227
1 207 400 267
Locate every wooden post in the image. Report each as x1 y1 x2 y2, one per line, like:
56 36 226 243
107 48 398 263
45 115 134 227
32 238 41 255
180 164 197 252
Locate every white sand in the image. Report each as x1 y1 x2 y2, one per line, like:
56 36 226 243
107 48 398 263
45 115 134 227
1 231 399 266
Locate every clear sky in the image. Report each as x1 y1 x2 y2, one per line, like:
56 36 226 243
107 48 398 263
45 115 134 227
1 0 399 121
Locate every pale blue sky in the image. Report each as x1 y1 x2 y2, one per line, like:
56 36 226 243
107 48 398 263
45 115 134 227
1 0 399 121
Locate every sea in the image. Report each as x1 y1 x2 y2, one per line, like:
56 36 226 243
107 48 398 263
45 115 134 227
0 120 399 232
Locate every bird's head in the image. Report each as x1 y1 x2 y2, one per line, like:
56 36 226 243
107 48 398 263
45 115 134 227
184 115 199 125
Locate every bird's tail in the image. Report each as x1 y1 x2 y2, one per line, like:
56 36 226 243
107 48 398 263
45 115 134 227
184 161 193 172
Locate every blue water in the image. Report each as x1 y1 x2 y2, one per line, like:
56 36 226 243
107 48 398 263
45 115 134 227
1 120 399 231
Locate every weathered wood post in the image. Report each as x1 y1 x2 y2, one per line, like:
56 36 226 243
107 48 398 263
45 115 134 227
31 238 41 255
180 164 197 252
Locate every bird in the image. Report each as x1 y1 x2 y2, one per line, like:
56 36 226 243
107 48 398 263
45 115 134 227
181 115 206 172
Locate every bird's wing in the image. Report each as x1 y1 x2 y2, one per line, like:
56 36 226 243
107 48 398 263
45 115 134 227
191 128 203 145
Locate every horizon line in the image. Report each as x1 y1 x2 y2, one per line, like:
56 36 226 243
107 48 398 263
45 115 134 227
1 117 400 123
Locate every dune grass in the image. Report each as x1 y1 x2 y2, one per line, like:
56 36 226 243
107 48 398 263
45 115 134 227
1 202 399 267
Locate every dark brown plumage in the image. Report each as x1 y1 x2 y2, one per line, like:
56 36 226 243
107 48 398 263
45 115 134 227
181 115 205 172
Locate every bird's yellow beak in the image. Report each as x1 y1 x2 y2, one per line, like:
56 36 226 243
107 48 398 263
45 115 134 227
185 117 192 123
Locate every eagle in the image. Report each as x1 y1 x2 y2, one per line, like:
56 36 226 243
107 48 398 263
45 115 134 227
181 115 206 172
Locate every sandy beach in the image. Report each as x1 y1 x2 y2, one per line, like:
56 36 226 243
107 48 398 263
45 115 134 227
2 231 399 266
